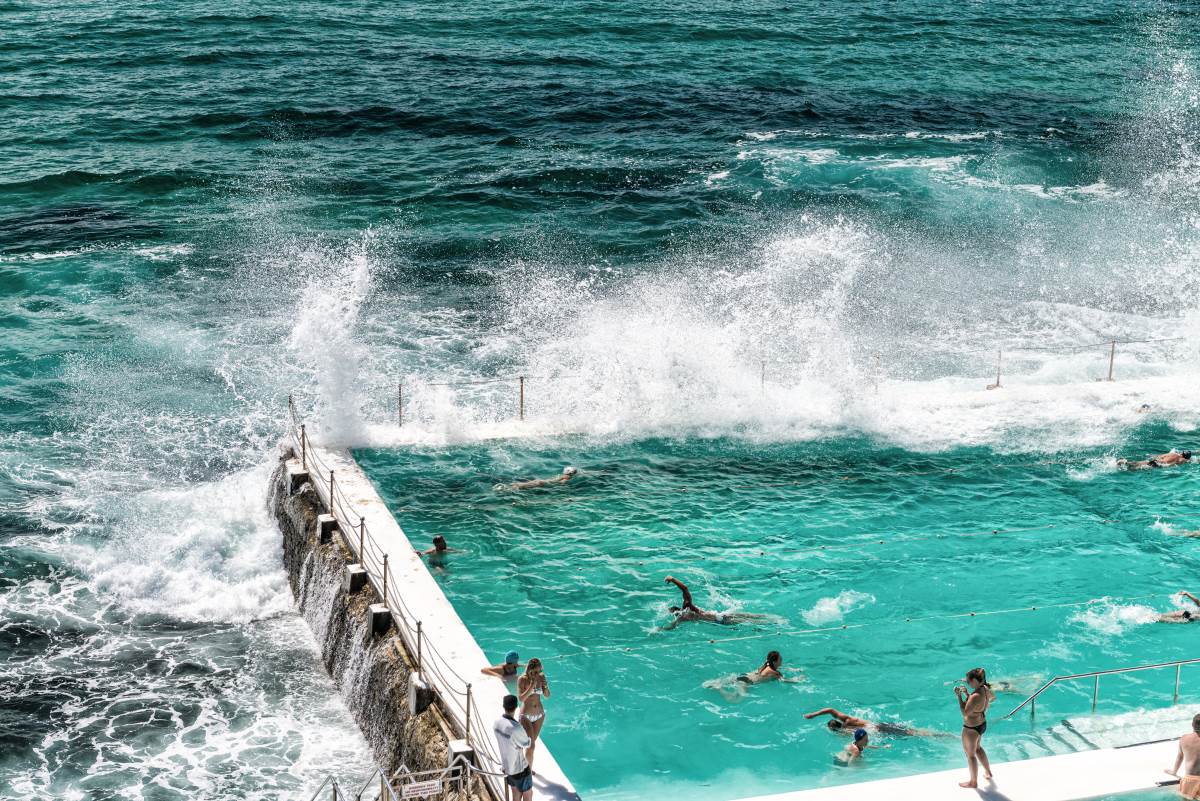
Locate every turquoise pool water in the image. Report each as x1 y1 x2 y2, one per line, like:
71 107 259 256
358 429 1200 799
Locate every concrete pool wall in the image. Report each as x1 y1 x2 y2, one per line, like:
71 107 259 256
270 436 579 801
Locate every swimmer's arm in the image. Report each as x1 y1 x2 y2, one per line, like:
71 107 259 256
1169 742 1184 776
481 664 507 677
805 708 841 720
1181 591 1200 607
665 576 694 609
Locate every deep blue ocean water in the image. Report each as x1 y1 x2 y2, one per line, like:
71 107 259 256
3 2 1200 799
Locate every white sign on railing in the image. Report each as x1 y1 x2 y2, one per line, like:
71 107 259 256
401 779 442 798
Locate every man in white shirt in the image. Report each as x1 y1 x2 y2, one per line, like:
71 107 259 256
493 694 533 801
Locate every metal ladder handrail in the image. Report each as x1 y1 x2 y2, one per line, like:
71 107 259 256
1005 657 1200 719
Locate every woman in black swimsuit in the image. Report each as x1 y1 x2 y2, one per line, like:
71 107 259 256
955 667 995 789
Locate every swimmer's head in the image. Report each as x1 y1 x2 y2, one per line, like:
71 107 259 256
1193 713 1200 734
504 651 520 665
1185 610 1193 621
827 719 844 731
669 605 681 614
1183 451 1193 461
563 466 578 476
853 728 868 742
433 535 448 551
766 650 781 669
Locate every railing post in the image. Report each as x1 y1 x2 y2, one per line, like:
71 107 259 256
329 470 335 513
464 684 473 746
417 620 423 676
1092 674 1099 712
382 553 389 607
1107 340 1116 381
398 381 403 428
518 376 525 421
379 772 385 800
301 424 308 470
358 516 365 561
1176 663 1182 704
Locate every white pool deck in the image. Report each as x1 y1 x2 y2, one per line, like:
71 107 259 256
735 738 1181 801
293 445 579 801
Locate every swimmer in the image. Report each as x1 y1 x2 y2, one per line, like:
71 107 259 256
496 466 578 491
837 728 888 763
415 535 459 566
1136 403 1154 414
1158 591 1200 624
737 651 784 685
1119 450 1192 470
662 575 768 629
482 651 523 679
806 707 944 737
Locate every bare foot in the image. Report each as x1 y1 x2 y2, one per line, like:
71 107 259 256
959 781 977 788
984 772 994 780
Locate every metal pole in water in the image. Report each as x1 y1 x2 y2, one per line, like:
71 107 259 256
398 382 403 428
464 684 473 745
1107 341 1116 381
382 554 389 607
301 424 307 470
1176 664 1182 704
1030 697 1036 721
1092 674 1099 712
358 516 365 560
985 349 1001 390
518 376 525 421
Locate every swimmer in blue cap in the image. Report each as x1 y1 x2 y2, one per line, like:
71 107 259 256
482 651 524 678
839 728 886 762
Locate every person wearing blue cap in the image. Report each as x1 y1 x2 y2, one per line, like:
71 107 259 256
838 728 873 762
482 651 524 679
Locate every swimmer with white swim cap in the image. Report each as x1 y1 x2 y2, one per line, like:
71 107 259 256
496 466 578 491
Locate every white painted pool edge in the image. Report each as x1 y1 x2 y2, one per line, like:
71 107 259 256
294 444 579 801
732 738 1180 801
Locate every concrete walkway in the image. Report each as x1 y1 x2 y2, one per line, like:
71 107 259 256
297 445 579 801
734 738 1180 801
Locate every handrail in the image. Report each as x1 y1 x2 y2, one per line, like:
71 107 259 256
284 397 506 800
1005 657 1200 719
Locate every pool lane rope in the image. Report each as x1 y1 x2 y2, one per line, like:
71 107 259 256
537 591 1167 662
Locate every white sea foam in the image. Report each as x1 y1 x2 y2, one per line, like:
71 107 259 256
1070 600 1160 635
801 590 875 626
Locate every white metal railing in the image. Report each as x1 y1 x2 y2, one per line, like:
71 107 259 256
387 336 1187 426
286 397 506 801
1005 657 1200 719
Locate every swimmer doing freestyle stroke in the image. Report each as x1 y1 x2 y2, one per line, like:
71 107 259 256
495 466 578 491
662 575 768 629
1119 450 1192 470
805 707 944 737
1158 591 1200 623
